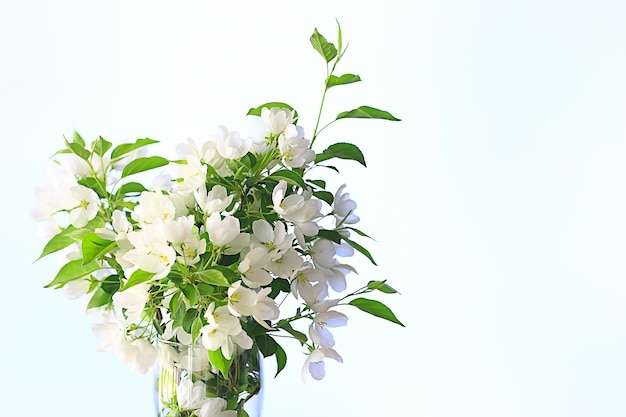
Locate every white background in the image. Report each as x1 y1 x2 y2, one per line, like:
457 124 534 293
2 1 626 416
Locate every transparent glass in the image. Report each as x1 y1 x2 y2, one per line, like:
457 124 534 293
154 339 262 417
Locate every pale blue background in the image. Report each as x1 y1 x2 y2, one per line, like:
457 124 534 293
2 0 626 416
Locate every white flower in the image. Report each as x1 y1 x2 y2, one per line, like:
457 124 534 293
112 283 149 323
162 215 195 246
278 126 314 168
251 219 294 261
63 278 91 300
227 281 259 317
302 347 343 382
310 239 337 269
177 380 206 410
215 126 251 160
267 247 303 278
271 181 321 236
67 185 100 228
131 191 176 225
197 397 236 417
119 338 158 374
290 264 325 300
195 184 234 216
124 225 176 280
262 107 295 135
205 213 241 248
172 155 207 193
200 304 253 359
309 310 348 348
92 315 126 353
322 263 357 293
334 184 360 225
237 247 272 288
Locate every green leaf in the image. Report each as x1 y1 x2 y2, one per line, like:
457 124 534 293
209 348 233 378
367 280 399 294
121 156 169 178
336 105 401 122
87 287 112 310
37 226 79 260
246 102 298 122
182 308 198 333
193 268 231 287
342 234 377 265
336 19 343 57
267 169 307 189
81 233 116 264
45 259 101 288
64 138 91 160
315 142 366 167
181 284 200 306
269 278 291 298
117 182 147 195
121 269 155 290
316 229 342 244
238 408 250 417
277 322 308 345
111 138 159 159
255 334 278 357
92 136 112 157
310 28 337 63
100 274 121 294
274 343 287 377
349 297 404 327
326 73 361 89
313 190 334 205
307 179 326 189
72 131 86 146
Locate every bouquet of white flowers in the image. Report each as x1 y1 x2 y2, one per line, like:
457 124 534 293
34 23 403 417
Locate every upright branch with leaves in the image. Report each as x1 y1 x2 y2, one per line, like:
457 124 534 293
34 23 403 417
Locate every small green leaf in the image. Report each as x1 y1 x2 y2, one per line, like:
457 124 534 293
37 226 79 260
349 297 405 327
92 136 112 157
269 278 291 298
209 348 233 378
64 138 91 160
307 179 326 189
111 138 159 159
182 308 198 333
315 142 366 167
81 233 116 264
87 287 112 310
117 182 147 195
367 280 399 294
313 190 334 205
181 284 200 306
267 169 307 189
326 73 361 89
342 235 377 265
193 269 231 287
316 229 342 244
45 259 101 288
72 131 86 146
121 156 169 178
275 343 287 377
121 269 155 290
277 322 308 345
310 28 337 63
336 105 401 122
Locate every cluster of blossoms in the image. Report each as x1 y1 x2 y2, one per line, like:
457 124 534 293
34 25 402 417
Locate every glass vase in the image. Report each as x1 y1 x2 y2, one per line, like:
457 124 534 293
154 339 263 417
